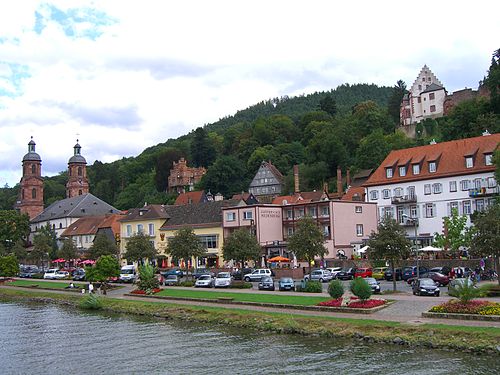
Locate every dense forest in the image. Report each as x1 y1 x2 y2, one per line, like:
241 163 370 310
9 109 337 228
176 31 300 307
1 50 499 211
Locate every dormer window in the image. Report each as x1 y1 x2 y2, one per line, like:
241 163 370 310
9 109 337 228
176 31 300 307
465 157 473 168
485 154 493 166
386 168 393 178
429 161 436 173
412 164 420 175
399 166 406 177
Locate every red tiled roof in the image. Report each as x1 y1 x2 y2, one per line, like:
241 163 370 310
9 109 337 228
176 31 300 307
98 213 124 235
60 215 108 236
174 191 206 206
341 186 365 201
364 134 500 187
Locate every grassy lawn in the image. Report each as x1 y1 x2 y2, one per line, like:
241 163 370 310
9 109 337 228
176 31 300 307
155 288 331 306
7 279 86 289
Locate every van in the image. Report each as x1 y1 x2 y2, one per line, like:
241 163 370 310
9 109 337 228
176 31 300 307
43 268 59 280
119 265 138 283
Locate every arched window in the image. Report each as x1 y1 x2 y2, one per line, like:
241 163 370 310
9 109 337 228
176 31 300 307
31 164 36 174
22 189 25 199
78 190 83 195
32 188 36 199
59 223 62 229
78 166 82 176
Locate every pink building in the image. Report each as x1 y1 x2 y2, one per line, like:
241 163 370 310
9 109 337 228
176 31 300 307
222 200 378 264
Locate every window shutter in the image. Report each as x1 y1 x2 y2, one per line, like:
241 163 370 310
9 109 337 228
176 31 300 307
433 204 436 217
459 201 463 215
447 203 450 216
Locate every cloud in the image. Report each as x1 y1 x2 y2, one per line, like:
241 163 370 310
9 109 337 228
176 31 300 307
58 103 142 128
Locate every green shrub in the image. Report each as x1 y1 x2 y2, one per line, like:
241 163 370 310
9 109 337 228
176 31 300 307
229 281 253 289
178 280 195 287
350 277 372 301
79 293 102 310
298 281 322 293
328 280 344 299
137 264 160 293
449 281 487 303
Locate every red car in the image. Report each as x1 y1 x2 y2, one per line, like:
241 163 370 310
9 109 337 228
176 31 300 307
354 267 373 278
407 271 449 286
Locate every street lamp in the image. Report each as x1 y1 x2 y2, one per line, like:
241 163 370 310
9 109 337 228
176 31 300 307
402 214 419 279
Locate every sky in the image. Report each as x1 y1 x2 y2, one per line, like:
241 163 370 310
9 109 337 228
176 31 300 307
0 0 499 187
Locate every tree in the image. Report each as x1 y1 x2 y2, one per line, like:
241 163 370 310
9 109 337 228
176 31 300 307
367 217 411 291
166 227 206 278
355 129 391 169
494 149 500 183
199 156 248 198
11 240 28 263
319 94 337 116
0 210 30 249
191 127 216 168
470 202 500 285
484 48 500 114
287 216 327 279
222 228 262 268
31 228 54 269
88 233 119 259
137 263 160 294
35 224 58 261
0 255 19 277
85 255 120 294
58 238 77 262
123 232 157 264
434 208 471 256
154 148 183 192
387 80 407 125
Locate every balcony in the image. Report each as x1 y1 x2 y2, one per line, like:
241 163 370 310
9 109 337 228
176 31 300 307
469 186 500 198
391 195 417 204
400 218 419 227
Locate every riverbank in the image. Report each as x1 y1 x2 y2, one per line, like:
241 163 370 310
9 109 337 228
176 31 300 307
1 288 499 355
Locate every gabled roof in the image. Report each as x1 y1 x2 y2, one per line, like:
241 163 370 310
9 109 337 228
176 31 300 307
174 191 207 206
60 213 124 237
421 83 444 94
119 204 171 222
160 200 240 230
341 186 365 202
364 134 500 187
31 193 120 223
231 192 259 205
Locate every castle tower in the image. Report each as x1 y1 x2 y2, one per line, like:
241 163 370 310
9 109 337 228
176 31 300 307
16 137 44 219
66 140 89 198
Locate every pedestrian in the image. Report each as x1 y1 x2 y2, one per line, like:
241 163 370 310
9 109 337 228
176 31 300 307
88 282 94 294
450 267 456 279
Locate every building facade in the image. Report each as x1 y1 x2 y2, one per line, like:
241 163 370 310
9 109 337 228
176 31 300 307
167 158 206 194
248 161 284 202
363 133 499 245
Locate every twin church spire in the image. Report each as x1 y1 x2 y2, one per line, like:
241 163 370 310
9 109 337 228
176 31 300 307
17 138 89 219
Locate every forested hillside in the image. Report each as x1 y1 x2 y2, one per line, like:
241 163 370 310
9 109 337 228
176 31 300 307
1 52 499 211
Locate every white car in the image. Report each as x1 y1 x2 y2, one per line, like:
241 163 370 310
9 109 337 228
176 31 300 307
43 268 59 279
214 272 232 288
326 267 343 278
195 274 214 288
53 270 70 280
243 269 272 282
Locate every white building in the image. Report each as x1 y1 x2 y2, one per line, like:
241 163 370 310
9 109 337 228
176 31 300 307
400 65 447 126
363 133 499 245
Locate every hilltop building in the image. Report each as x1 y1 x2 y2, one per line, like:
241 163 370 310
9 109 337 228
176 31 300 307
167 158 206 194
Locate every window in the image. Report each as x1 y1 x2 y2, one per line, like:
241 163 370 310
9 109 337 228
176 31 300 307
394 187 403 197
399 166 406 176
429 93 435 100
321 206 330 216
287 227 294 236
226 212 236 222
430 105 436 112
382 207 394 218
323 225 330 237
432 183 442 194
425 203 435 218
386 168 393 178
485 154 493 166
429 162 436 173
137 224 144 234
449 201 459 216
355 206 362 213
296 208 304 218
308 207 317 217
148 223 154 236
418 97 421 103
356 224 364 237
418 85 422 91
487 177 497 188
460 180 470 191
126 224 132 237
31 188 36 199
382 189 391 199
287 209 293 219
410 205 418 218
424 184 431 195
463 200 471 215
31 164 36 174
476 199 485 213
199 235 218 249
78 166 82 176
412 164 420 175
449 181 457 192
370 190 379 200
474 179 482 189
465 157 473 168
243 211 253 220
408 186 416 200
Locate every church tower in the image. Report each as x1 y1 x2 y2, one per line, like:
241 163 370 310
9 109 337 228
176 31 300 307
17 137 44 219
66 140 89 198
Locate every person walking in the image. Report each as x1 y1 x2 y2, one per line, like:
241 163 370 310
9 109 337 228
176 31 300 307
88 282 94 294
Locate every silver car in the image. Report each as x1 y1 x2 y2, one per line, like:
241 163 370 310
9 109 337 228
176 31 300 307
195 274 214 288
304 269 333 282
214 272 232 288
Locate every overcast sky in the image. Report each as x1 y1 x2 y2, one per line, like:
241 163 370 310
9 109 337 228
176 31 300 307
0 0 498 187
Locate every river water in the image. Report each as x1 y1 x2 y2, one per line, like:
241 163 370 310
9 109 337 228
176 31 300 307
0 302 498 375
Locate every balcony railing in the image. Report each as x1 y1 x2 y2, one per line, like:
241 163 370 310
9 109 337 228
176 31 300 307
391 195 417 204
469 186 500 198
400 219 419 227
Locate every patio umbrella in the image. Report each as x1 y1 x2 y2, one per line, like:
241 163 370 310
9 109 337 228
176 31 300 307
80 259 95 265
53 258 66 263
419 246 443 252
267 255 291 263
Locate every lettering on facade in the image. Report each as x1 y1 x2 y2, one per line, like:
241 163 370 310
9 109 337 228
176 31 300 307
260 209 281 219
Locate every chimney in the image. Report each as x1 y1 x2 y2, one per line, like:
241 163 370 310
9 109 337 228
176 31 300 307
336 167 342 194
293 165 300 193
346 168 351 187
323 182 328 193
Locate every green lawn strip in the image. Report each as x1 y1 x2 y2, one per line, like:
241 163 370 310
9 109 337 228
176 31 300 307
155 288 330 305
7 279 86 289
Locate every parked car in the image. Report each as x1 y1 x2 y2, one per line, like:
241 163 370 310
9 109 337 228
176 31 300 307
304 269 333 282
402 266 429 281
43 268 59 280
161 268 184 278
384 268 402 281
451 267 472 278
354 267 373 278
365 277 381 294
72 268 86 281
258 276 275 291
429 266 451 276
372 267 388 280
278 277 295 291
243 269 272 282
231 268 254 281
194 274 214 288
426 272 449 286
193 268 213 279
214 272 232 288
53 270 70 280
336 268 356 280
325 267 343 278
448 278 475 293
412 278 440 296
163 274 179 286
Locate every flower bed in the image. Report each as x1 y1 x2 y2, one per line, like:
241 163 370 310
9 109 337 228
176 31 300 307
131 288 162 295
318 297 386 309
430 300 500 315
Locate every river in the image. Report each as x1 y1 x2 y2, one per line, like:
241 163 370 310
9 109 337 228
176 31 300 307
0 302 498 375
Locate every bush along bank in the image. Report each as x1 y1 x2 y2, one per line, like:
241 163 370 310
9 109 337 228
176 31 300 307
0 288 499 355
